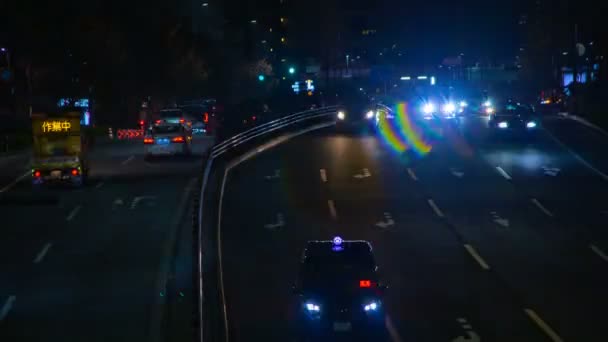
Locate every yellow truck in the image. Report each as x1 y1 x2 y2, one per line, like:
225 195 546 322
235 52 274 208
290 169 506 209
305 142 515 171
31 111 89 186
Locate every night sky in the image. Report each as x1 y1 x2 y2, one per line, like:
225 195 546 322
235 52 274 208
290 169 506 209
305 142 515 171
374 0 522 62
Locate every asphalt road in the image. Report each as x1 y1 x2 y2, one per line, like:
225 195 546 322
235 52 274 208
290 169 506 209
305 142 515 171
0 135 213 342
218 115 608 342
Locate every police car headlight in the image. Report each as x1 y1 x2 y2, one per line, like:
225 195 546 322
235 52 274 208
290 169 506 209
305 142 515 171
337 111 346 120
422 103 435 114
363 301 379 312
442 102 456 113
305 302 321 312
365 110 374 119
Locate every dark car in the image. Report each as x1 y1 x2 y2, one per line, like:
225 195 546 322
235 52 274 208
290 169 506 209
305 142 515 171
292 237 387 340
488 101 540 137
334 92 378 131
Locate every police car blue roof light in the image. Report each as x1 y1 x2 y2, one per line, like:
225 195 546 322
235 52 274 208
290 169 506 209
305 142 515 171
332 236 343 246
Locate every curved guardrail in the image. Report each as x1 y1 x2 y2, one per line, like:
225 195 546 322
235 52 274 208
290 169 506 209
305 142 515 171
195 106 338 342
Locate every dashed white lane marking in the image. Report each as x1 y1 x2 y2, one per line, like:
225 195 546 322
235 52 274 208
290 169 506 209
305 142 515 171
427 199 445 218
524 309 564 342
406 168 418 181
0 171 30 193
464 244 490 270
0 296 16 321
590 244 608 262
33 242 53 263
121 155 135 165
495 166 512 180
95 181 104 189
385 314 403 342
531 198 554 217
319 169 327 182
327 200 338 220
66 205 82 221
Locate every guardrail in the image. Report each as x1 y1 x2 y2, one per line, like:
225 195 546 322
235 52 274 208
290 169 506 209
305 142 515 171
195 106 337 342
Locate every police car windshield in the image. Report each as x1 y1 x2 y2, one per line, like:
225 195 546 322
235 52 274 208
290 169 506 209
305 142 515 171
496 102 534 116
152 125 182 134
159 110 183 119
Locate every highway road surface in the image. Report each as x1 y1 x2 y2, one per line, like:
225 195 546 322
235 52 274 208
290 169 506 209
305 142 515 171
0 135 213 342
217 115 608 342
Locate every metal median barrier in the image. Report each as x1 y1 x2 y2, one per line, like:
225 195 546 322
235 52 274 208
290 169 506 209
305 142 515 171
193 106 337 342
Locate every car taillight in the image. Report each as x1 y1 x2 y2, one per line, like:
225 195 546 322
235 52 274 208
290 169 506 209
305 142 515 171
359 280 373 288
33 170 41 178
155 119 162 124
144 137 154 144
172 136 185 143
179 118 185 123
139 120 144 126
71 168 79 176
203 112 209 123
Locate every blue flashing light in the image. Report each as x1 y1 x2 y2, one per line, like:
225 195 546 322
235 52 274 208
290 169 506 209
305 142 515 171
332 236 343 246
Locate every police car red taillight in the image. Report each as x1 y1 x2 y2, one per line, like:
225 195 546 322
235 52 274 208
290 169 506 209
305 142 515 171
143 137 154 144
171 136 185 143
359 280 372 288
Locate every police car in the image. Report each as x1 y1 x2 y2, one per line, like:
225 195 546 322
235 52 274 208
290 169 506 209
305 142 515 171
292 237 387 340
143 120 192 159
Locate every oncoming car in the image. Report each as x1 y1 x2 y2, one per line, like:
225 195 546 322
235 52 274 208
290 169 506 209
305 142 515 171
143 122 192 159
488 101 540 138
292 237 387 340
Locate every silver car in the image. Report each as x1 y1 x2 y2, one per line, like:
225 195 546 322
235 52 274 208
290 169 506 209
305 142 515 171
144 123 192 159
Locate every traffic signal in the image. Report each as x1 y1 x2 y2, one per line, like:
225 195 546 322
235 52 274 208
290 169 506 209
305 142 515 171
258 74 265 81
288 67 295 74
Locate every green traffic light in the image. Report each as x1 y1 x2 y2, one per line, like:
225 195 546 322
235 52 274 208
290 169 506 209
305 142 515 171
288 67 295 74
258 74 265 81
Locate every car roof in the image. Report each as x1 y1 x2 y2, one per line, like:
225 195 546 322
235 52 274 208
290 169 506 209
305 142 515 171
302 240 375 270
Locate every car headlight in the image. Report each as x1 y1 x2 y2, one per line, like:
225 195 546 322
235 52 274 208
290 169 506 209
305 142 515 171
526 121 537 128
483 100 492 107
337 111 346 120
485 107 495 115
459 101 468 107
365 110 374 119
498 121 508 129
304 302 321 313
442 102 456 113
422 103 435 114
363 301 379 312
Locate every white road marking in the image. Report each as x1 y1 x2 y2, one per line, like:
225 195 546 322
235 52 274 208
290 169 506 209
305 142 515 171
531 198 554 217
590 244 608 262
495 166 512 180
490 211 509 228
319 169 327 182
327 200 338 220
66 205 82 221
541 166 561 177
95 181 104 189
406 168 418 181
33 242 53 263
121 155 135 165
264 213 285 230
524 308 564 342
130 196 157 209
353 168 371 179
385 314 403 342
375 212 395 230
0 296 16 321
427 199 444 218
464 244 490 270
450 167 465 178
545 127 608 181
264 169 280 180
0 171 30 193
